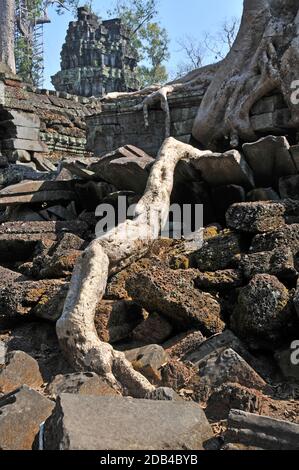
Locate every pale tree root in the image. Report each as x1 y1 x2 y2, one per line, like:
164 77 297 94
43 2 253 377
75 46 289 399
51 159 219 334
104 63 219 141
56 138 212 398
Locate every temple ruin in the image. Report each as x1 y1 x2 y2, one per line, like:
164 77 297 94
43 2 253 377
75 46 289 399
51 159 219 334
51 6 139 98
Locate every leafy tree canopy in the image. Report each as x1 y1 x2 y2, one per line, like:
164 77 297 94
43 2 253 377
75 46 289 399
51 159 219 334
108 0 170 88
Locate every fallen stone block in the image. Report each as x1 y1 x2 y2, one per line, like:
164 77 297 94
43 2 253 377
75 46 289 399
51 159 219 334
75 180 117 209
0 385 54 450
250 224 299 255
231 274 294 348
145 387 181 401
194 269 243 290
239 248 297 281
191 230 243 271
46 372 119 398
132 312 173 344
190 150 254 189
161 358 194 390
226 202 285 233
206 382 264 421
32 154 57 172
0 190 75 207
243 136 297 186
95 300 146 343
182 330 266 377
192 348 266 401
0 278 67 319
224 409 299 450
43 394 213 450
0 164 54 187
163 330 206 360
30 233 85 279
37 250 81 280
89 145 154 193
0 180 76 207
126 264 224 335
0 350 43 394
0 221 88 262
0 265 27 283
125 344 169 383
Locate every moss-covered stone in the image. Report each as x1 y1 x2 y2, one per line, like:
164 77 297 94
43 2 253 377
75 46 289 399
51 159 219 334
191 230 243 271
231 274 295 348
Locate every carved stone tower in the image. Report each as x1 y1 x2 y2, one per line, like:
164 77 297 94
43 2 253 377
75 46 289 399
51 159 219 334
51 6 139 97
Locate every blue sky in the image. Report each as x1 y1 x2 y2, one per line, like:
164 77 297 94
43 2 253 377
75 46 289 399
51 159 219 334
43 0 243 89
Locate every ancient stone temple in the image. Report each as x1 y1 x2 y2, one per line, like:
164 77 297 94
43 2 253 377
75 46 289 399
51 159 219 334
51 7 139 98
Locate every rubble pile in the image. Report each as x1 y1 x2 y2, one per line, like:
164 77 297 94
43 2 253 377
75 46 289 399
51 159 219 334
0 131 299 450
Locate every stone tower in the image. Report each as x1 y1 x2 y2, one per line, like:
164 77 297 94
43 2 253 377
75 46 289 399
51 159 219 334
51 6 139 97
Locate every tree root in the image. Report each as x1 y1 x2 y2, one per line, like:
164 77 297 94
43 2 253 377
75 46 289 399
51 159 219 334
104 63 219 141
56 138 212 398
192 0 299 150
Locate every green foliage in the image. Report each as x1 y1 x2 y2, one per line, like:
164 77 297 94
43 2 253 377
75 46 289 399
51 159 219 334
108 0 170 87
15 0 81 85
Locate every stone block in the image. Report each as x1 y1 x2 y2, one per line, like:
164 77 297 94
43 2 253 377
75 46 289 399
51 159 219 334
43 394 213 450
0 385 54 450
125 344 169 382
0 351 43 394
190 150 254 190
46 372 119 398
226 201 285 233
243 136 296 186
126 264 224 335
225 409 299 450
2 138 48 153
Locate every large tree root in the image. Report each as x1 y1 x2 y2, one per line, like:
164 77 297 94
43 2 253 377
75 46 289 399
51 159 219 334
104 63 219 141
192 0 299 150
56 138 211 397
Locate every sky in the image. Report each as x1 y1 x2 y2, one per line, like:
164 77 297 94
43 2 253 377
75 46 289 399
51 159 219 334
43 0 244 89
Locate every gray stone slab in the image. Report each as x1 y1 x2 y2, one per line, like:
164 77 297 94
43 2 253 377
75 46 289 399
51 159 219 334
190 150 254 190
0 385 54 450
243 136 297 186
43 394 213 450
8 110 40 128
225 409 299 450
2 138 48 153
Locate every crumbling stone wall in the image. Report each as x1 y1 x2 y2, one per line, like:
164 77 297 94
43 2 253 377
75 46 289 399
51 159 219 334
52 7 139 98
86 89 295 158
0 72 101 161
87 89 204 157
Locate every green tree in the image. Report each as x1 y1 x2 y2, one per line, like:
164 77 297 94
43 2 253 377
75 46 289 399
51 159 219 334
108 0 170 88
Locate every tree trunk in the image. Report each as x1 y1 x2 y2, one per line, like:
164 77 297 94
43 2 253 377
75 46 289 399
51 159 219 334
192 0 299 150
56 138 212 397
0 0 16 74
